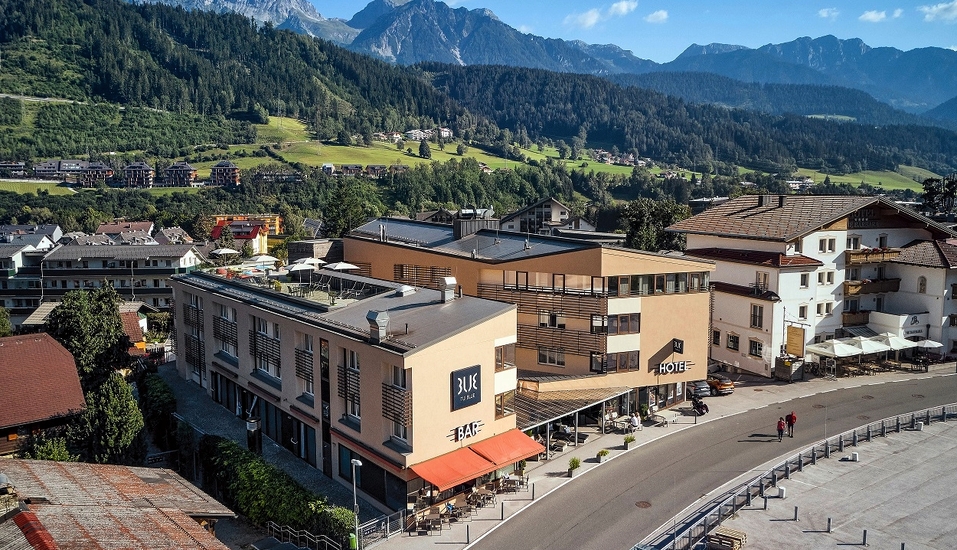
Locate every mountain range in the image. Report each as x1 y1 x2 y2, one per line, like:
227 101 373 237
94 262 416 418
139 0 957 123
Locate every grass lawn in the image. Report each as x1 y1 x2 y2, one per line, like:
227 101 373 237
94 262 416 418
145 186 202 196
0 181 75 195
253 117 310 144
189 156 276 178
793 168 930 192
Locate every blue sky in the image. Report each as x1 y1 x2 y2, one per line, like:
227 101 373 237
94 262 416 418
313 0 957 63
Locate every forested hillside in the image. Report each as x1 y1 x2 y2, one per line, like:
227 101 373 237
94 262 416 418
422 63 957 175
610 72 949 130
0 0 479 141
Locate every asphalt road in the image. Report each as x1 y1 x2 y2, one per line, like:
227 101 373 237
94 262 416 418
470 376 957 550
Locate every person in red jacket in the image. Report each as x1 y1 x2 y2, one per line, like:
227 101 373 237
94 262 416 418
777 417 786 442
786 411 797 437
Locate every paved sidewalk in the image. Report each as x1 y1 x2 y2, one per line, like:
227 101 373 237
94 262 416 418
157 361 956 549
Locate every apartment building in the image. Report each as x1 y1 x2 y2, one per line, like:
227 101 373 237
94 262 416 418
164 161 198 187
345 217 714 416
170 270 541 512
668 195 957 377
210 160 241 187
124 161 155 188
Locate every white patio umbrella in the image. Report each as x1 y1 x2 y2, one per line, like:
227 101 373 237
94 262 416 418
324 261 359 271
211 247 239 256
248 254 279 265
286 263 317 273
841 336 892 355
872 332 917 351
914 339 943 349
291 257 326 266
805 339 861 359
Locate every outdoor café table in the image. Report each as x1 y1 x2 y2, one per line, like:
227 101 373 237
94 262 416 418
476 489 495 505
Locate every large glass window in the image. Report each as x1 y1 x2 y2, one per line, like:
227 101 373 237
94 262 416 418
538 310 566 329
495 390 515 419
495 344 515 371
538 347 565 366
750 304 764 328
727 334 740 351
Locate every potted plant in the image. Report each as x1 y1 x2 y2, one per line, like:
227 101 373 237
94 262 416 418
596 449 610 463
623 434 636 450
515 459 527 477
639 404 650 421
568 457 581 477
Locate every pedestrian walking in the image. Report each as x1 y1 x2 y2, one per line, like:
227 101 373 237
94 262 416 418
777 417 786 442
786 411 796 438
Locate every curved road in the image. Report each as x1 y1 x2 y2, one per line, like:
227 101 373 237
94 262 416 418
471 376 957 550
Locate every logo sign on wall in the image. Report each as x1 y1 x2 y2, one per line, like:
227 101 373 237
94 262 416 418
672 338 684 354
658 361 689 374
451 365 481 411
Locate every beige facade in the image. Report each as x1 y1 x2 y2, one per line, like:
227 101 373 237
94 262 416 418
345 219 715 409
171 270 532 513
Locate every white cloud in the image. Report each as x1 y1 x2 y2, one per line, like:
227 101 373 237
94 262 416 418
609 1 638 16
893 8 904 18
859 10 887 22
565 9 602 29
644 10 668 23
818 8 840 19
919 0 957 21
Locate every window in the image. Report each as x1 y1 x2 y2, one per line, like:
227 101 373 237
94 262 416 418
793 239 802 253
878 234 888 248
800 273 809 288
654 274 665 293
391 365 407 389
748 340 763 357
344 349 360 371
798 305 808 320
818 238 835 253
817 271 834 285
591 315 608 334
495 390 515 419
607 313 640 335
392 420 408 441
750 304 764 328
712 330 721 346
845 267 860 281
875 296 884 312
755 271 769 290
347 394 361 419
538 347 565 366
539 310 566 329
219 303 236 321
949 314 957 327
918 276 927 294
847 236 860 250
727 334 739 351
255 354 280 379
817 302 834 316
495 344 515 371
844 298 859 313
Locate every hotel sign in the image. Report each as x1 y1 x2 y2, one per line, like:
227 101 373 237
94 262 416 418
658 361 689 374
451 365 481 411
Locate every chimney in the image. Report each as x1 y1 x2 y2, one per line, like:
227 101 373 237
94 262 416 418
440 276 457 303
379 224 385 242
366 310 389 344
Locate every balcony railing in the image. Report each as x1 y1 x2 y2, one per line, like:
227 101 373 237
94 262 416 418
477 283 606 317
516 324 606 354
843 278 901 296
845 248 901 265
842 310 870 326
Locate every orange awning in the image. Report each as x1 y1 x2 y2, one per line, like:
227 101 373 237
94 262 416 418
410 447 499 492
469 429 545 468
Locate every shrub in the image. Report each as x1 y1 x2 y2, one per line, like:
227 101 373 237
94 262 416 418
623 435 636 444
597 449 610 458
198 435 352 543
138 374 177 449
568 457 581 470
639 404 650 420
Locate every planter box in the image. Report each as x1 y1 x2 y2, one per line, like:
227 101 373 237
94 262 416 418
624 440 634 450
596 454 608 463
568 468 578 478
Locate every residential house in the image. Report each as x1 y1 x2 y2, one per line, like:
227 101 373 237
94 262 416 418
0 161 26 176
0 224 63 244
500 197 573 235
346 217 714 421
340 164 363 176
171 269 542 513
885 240 957 355
436 127 453 139
155 226 195 245
210 160 241 187
322 163 336 176
116 230 159 245
365 165 388 178
0 459 234 549
124 161 155 188
211 221 268 254
78 161 114 188
65 233 115 246
0 243 47 327
667 194 957 377
164 161 198 187
32 159 87 180
0 333 86 455
212 214 283 236
96 220 156 238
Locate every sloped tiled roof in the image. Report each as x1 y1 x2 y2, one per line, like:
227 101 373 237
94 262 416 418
120 311 145 343
668 195 956 242
96 220 154 234
892 239 957 268
44 243 197 261
0 333 86 430
500 197 569 224
685 248 823 268
0 460 233 549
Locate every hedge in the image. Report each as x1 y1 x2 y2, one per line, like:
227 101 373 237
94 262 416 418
198 435 353 543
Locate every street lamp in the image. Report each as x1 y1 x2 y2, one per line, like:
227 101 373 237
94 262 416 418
351 458 363 550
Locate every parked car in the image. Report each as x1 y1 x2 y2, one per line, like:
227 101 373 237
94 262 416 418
706 373 735 395
687 380 711 399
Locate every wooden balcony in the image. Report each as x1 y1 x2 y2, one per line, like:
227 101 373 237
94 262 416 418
845 249 901 265
842 310 870 326
843 278 901 296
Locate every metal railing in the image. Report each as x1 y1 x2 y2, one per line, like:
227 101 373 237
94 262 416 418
634 403 956 550
358 509 407 548
265 521 341 550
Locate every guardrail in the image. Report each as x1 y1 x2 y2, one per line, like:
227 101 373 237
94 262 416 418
359 509 406 548
264 521 341 550
634 403 956 550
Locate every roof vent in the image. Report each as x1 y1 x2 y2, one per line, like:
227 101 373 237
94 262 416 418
366 310 389 344
395 284 416 296
440 276 457 303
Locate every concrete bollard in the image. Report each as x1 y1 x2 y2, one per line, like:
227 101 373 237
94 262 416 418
825 440 831 458
896 417 901 433
786 462 791 479
812 447 817 465
532 483 535 500
926 410 932 425
466 525 470 544
839 435 845 452
763 496 768 510
779 486 787 499
881 421 886 437
852 452 859 462
853 431 858 446
798 454 804 472
772 471 778 487
866 425 871 441
501 502 504 520
827 517 832 533
793 505 798 521
916 421 924 431
863 529 868 545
